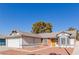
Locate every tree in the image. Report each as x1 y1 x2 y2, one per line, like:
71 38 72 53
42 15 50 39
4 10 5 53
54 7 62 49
32 21 52 33
67 27 76 31
67 27 79 41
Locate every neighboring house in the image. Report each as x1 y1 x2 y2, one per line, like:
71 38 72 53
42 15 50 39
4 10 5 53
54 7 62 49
76 30 79 41
0 30 77 48
0 35 6 46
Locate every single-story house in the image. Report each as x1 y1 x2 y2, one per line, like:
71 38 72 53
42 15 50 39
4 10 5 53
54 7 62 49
0 30 77 48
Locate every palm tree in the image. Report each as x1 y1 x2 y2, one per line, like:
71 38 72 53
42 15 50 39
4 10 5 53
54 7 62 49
32 21 52 33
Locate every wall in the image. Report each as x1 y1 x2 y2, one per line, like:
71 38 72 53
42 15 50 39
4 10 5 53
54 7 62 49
47 39 52 47
6 38 22 48
67 30 77 45
69 39 75 48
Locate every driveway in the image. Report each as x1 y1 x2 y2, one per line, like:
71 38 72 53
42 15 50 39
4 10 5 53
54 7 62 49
0 47 73 55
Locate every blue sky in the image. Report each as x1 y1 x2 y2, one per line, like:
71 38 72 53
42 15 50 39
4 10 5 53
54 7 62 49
0 3 79 34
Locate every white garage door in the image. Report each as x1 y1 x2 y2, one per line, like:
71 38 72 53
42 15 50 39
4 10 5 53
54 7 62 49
7 38 20 48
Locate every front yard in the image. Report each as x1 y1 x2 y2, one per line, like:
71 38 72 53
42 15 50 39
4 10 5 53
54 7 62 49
0 46 74 55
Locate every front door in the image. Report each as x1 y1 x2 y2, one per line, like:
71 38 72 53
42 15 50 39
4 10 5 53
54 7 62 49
51 39 55 47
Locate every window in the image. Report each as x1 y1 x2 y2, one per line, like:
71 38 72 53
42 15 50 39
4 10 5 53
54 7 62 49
41 38 43 43
61 37 65 45
67 37 70 45
59 37 70 46
0 39 6 46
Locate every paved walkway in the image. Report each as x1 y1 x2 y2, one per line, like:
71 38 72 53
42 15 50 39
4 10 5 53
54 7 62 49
72 41 79 55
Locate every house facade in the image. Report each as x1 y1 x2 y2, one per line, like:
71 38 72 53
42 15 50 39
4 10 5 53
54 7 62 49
0 30 77 48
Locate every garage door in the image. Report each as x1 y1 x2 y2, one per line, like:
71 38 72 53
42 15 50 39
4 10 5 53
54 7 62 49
7 39 20 48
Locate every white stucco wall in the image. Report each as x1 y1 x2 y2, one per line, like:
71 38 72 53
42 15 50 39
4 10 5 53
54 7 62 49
69 39 75 48
6 38 22 48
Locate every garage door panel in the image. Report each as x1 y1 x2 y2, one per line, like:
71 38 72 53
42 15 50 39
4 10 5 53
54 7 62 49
7 39 20 48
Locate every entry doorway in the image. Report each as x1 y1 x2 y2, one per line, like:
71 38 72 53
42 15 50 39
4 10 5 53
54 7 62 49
51 39 55 47
59 36 70 47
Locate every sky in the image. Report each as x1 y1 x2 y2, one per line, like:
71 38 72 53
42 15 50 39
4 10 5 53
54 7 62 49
0 3 79 34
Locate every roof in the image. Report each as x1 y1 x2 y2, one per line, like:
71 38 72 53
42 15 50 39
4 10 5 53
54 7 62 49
6 30 56 39
56 31 72 37
38 33 56 38
56 31 71 35
56 31 77 39
19 32 41 38
0 34 6 39
6 30 41 38
1 30 77 39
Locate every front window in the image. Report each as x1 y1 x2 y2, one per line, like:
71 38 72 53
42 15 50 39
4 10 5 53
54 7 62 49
0 39 6 46
67 37 70 45
61 37 66 45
